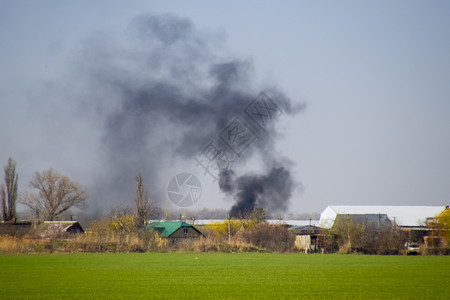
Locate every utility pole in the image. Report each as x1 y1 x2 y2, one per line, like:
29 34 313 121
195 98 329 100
227 216 231 243
347 215 351 248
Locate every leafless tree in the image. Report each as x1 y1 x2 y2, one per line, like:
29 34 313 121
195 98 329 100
108 204 133 219
134 173 151 229
21 169 88 221
1 158 18 221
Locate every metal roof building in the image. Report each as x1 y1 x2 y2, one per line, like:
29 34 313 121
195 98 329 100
319 205 447 228
145 221 202 238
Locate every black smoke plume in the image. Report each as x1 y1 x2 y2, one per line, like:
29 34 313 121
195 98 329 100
73 14 301 214
220 165 295 218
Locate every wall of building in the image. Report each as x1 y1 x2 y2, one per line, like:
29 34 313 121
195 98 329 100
170 227 201 238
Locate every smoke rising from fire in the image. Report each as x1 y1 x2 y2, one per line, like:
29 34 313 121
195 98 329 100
71 14 302 215
219 166 295 217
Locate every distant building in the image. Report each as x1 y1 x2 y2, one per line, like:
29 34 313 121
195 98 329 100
179 219 321 228
0 220 32 237
319 205 446 229
292 225 323 253
319 205 447 246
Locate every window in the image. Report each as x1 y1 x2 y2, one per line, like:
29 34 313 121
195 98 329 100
183 227 188 234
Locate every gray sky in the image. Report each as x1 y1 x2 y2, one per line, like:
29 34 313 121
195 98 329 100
1 1 449 215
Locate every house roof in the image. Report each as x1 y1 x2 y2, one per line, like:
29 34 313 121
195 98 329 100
292 225 322 234
319 205 447 228
0 221 32 236
145 221 200 237
31 221 84 238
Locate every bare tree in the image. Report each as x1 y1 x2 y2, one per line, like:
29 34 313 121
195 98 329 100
1 158 18 221
21 169 88 221
134 173 151 229
109 204 133 219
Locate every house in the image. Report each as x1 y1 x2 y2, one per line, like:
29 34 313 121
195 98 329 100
145 221 202 239
423 215 448 248
32 221 84 239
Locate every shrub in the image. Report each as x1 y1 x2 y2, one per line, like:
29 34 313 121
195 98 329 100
324 218 404 254
205 218 257 238
0 235 26 253
237 223 294 252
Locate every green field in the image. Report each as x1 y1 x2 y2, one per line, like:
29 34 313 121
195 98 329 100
0 253 448 299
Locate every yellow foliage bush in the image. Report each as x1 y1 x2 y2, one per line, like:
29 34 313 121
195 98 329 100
110 215 134 233
0 235 23 253
205 218 258 238
437 206 450 246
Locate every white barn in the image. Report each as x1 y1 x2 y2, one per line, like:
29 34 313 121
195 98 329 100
319 205 446 229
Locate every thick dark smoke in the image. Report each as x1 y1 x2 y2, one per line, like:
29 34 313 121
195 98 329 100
220 166 295 217
74 14 301 215
218 169 236 193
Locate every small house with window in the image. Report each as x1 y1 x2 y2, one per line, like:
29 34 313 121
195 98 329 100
145 221 202 239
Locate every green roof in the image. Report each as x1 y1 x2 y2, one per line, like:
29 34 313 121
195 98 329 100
145 221 196 237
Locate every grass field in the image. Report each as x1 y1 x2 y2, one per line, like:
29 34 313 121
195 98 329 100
0 253 448 299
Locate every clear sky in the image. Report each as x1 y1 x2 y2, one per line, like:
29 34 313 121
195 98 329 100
1 1 449 215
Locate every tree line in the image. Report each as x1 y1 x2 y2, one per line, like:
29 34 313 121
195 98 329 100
2 157 449 255
1 157 88 223
0 158 154 230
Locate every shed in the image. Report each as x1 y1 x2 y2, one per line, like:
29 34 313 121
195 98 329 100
145 221 202 238
292 225 323 253
32 221 84 239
